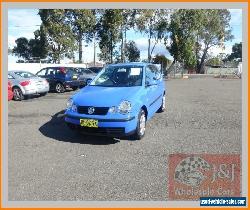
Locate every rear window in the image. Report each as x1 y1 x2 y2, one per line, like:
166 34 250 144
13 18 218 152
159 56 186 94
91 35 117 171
14 71 36 78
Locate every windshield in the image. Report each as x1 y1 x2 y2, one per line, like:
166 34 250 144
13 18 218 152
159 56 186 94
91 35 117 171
90 65 143 87
14 71 36 78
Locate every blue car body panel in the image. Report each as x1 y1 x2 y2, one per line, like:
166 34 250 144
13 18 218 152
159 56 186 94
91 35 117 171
65 62 166 137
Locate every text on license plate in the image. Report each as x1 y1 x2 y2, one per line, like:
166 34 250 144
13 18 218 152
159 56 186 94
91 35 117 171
80 119 98 128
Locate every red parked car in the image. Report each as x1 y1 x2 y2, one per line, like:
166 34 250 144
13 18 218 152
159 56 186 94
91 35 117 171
8 81 13 101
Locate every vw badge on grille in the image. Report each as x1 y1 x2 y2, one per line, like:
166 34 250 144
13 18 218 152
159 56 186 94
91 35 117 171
88 107 95 114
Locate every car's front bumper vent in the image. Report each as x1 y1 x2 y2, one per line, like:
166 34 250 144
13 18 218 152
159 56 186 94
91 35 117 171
77 106 109 115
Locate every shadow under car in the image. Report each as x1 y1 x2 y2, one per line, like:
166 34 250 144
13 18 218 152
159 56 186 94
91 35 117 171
39 110 120 145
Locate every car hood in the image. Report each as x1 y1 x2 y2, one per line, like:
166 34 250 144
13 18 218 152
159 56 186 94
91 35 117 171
73 85 143 107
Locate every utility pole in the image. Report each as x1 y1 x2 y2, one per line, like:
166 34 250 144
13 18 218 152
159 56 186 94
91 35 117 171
93 35 96 66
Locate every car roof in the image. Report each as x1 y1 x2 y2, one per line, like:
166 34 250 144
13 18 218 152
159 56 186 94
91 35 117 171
107 62 152 67
9 70 30 73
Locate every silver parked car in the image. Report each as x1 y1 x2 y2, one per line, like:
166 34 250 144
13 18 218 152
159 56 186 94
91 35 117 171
8 71 50 101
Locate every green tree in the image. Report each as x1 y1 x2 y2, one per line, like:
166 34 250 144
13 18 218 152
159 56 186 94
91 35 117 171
39 9 76 63
124 41 140 62
227 42 242 61
152 54 171 72
65 9 96 63
119 9 138 62
167 9 233 73
136 9 169 62
28 27 48 59
12 37 30 60
97 9 123 63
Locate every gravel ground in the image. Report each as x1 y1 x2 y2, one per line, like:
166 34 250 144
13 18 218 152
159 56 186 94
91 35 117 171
8 77 241 201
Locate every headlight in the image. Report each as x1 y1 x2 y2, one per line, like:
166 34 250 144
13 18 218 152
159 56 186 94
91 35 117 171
72 104 77 112
66 99 73 109
118 100 132 114
66 99 77 112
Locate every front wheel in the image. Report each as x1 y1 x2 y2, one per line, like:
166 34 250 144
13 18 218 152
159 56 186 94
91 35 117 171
131 109 146 140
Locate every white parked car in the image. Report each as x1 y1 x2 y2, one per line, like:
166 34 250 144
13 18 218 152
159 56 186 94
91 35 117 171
8 71 50 101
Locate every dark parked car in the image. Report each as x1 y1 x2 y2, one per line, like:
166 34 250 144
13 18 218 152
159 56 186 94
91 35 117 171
87 67 103 74
36 67 84 93
74 67 97 86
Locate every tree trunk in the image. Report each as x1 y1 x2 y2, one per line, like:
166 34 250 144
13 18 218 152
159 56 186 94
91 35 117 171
79 36 82 63
197 47 209 74
110 31 113 63
121 26 124 63
124 29 127 62
148 38 151 62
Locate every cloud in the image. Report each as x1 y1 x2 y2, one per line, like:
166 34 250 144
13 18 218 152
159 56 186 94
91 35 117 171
229 9 242 27
8 9 41 46
134 37 172 60
208 44 232 57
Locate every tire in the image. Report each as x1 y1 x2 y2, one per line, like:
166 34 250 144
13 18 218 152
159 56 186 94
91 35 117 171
72 86 78 91
55 82 65 93
131 109 146 140
13 87 24 101
40 92 47 96
158 94 166 112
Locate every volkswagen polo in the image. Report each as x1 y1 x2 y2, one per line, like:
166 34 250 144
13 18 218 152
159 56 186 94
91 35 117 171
65 63 166 140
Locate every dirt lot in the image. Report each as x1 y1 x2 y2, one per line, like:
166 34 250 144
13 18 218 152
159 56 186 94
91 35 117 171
8 77 241 201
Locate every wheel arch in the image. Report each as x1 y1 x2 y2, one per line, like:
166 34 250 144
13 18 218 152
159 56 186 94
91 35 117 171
12 85 24 94
141 105 148 120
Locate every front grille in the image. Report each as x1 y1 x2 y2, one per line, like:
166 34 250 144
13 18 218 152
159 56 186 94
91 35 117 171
77 106 109 115
78 126 125 136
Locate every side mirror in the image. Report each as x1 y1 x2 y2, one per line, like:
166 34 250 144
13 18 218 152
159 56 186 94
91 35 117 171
86 78 92 85
145 79 157 87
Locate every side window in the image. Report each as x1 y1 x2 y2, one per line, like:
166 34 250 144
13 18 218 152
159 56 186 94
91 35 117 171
47 68 55 76
8 74 14 79
151 65 161 80
37 68 47 76
146 66 155 82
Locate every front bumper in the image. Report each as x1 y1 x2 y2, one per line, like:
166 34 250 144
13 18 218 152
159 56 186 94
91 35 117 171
65 114 137 137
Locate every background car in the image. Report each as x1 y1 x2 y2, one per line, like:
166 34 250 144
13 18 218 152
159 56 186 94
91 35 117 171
65 63 165 140
36 67 84 93
87 66 103 74
8 71 49 101
8 81 13 101
74 67 97 87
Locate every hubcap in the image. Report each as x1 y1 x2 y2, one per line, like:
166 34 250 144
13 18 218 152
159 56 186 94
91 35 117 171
56 84 62 92
14 89 20 99
139 113 146 136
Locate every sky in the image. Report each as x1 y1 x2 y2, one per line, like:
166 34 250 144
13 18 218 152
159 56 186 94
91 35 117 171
8 9 242 63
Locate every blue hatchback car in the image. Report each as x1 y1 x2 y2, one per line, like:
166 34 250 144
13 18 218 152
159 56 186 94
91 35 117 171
65 63 166 139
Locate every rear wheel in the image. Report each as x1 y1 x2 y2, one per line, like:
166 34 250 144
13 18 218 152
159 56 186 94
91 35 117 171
131 109 146 140
13 87 24 101
55 83 65 93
